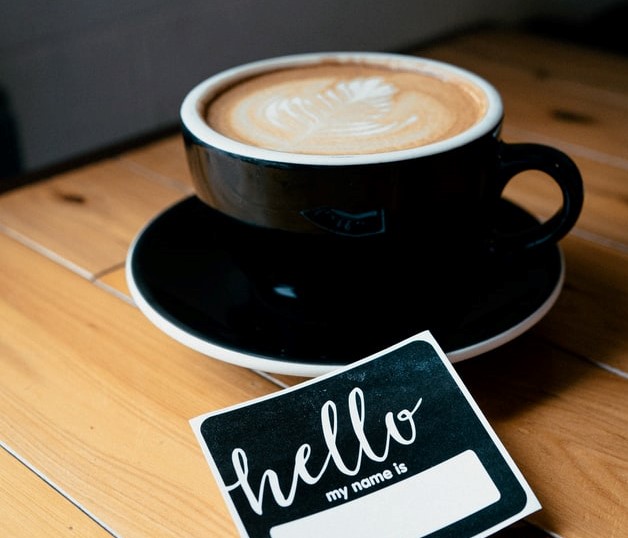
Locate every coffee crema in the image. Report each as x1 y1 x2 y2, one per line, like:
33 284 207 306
205 61 487 155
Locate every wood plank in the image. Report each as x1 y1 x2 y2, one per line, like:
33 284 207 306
534 235 628 373
456 337 628 538
0 233 280 538
117 135 195 191
267 373 311 387
97 266 130 298
0 159 186 278
0 447 112 538
442 29 628 93
419 44 628 161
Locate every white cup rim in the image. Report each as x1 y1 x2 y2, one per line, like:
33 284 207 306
180 51 503 166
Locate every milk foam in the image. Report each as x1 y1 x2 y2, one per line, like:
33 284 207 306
206 63 486 155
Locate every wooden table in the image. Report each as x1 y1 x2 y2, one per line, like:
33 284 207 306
1 28 626 537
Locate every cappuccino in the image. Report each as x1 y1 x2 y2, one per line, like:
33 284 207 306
205 61 487 155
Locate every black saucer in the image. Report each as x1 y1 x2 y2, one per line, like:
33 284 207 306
126 197 564 376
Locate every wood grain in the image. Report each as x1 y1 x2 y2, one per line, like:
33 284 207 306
535 236 628 373
0 233 278 537
457 337 628 538
0 447 113 537
439 29 628 93
97 266 130 298
117 135 195 191
0 159 187 277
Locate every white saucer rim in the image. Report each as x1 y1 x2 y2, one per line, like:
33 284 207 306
125 210 565 377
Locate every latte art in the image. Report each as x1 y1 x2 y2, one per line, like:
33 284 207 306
206 63 487 155
263 76 419 140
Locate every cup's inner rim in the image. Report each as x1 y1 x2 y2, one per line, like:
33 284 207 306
180 52 504 165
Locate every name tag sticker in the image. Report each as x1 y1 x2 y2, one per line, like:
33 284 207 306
190 331 540 537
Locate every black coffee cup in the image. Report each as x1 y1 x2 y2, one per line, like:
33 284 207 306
180 52 583 321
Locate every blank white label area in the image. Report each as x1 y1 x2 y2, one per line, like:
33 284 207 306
270 450 501 538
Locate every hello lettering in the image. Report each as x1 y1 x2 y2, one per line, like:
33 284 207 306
224 387 423 515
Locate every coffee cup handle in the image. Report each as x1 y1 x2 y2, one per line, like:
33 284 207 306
493 142 584 252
